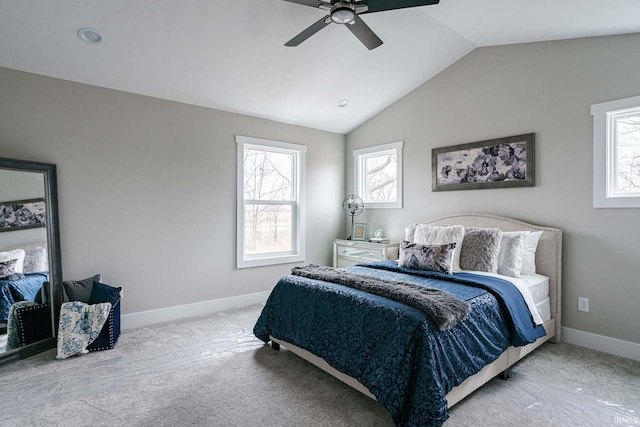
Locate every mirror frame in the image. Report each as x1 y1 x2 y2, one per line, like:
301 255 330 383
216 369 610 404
0 156 62 366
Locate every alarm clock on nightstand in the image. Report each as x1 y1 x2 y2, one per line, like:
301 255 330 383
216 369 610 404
370 228 388 243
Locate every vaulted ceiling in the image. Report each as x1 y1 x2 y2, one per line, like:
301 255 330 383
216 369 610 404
1 0 640 134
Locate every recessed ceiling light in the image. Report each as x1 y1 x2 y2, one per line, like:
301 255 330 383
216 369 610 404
337 99 350 108
77 27 105 44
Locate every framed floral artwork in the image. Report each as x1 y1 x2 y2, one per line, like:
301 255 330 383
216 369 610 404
432 133 535 191
0 198 46 232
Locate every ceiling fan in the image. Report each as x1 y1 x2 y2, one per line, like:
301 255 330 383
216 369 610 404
282 0 440 50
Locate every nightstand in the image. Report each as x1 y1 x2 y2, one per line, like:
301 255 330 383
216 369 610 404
333 239 400 268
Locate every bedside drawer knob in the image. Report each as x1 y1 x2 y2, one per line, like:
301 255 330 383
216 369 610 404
369 253 374 257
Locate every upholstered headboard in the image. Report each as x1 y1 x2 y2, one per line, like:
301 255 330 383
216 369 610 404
1 242 48 252
423 213 562 342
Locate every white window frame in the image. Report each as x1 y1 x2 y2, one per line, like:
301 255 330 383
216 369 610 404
236 135 306 268
591 95 640 208
353 141 403 209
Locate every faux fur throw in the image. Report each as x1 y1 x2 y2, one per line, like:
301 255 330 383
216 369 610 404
291 265 471 331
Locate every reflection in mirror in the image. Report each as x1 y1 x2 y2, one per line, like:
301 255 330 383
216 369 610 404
0 158 62 365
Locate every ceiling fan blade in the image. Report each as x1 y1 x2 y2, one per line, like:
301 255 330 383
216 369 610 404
281 0 332 10
345 15 383 50
285 15 331 47
356 0 439 14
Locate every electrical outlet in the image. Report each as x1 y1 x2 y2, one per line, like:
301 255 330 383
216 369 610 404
578 297 589 312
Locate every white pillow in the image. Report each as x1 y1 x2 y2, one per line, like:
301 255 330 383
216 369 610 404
414 224 465 272
521 231 543 275
497 232 526 277
0 249 25 273
405 224 418 242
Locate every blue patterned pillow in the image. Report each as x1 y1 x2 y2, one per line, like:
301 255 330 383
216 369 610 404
398 241 456 275
89 281 122 305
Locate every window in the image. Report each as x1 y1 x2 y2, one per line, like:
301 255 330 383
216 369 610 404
236 135 305 268
353 141 403 209
592 95 640 208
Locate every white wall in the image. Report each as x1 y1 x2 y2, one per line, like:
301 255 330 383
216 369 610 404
0 68 346 316
346 33 640 345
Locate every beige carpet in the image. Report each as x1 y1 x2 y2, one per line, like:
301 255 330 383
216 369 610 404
0 304 638 426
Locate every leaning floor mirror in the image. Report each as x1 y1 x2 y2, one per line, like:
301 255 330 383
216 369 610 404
0 156 62 366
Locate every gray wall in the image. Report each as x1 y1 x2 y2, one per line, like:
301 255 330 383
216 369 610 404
0 68 346 315
346 33 640 345
2 33 638 345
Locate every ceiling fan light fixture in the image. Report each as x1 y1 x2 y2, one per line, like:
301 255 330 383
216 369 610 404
331 7 355 24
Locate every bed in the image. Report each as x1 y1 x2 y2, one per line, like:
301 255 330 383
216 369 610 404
0 243 49 324
254 213 562 427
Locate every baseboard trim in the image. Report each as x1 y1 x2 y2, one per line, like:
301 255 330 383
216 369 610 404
121 291 271 330
562 327 640 362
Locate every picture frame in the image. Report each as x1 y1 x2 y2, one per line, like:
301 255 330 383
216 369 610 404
351 223 366 241
432 133 535 192
0 198 47 232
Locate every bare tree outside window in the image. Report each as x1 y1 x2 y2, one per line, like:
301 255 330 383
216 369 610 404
243 148 294 255
354 141 403 209
236 135 305 268
591 96 640 208
615 115 640 194
365 153 397 201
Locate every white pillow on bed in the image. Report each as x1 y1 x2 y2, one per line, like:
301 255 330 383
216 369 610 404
0 249 25 273
521 231 543 275
497 231 543 276
497 232 526 277
405 224 418 242
413 224 465 272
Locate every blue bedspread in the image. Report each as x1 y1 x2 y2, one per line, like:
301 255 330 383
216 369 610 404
0 272 48 322
253 261 545 427
365 261 546 346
